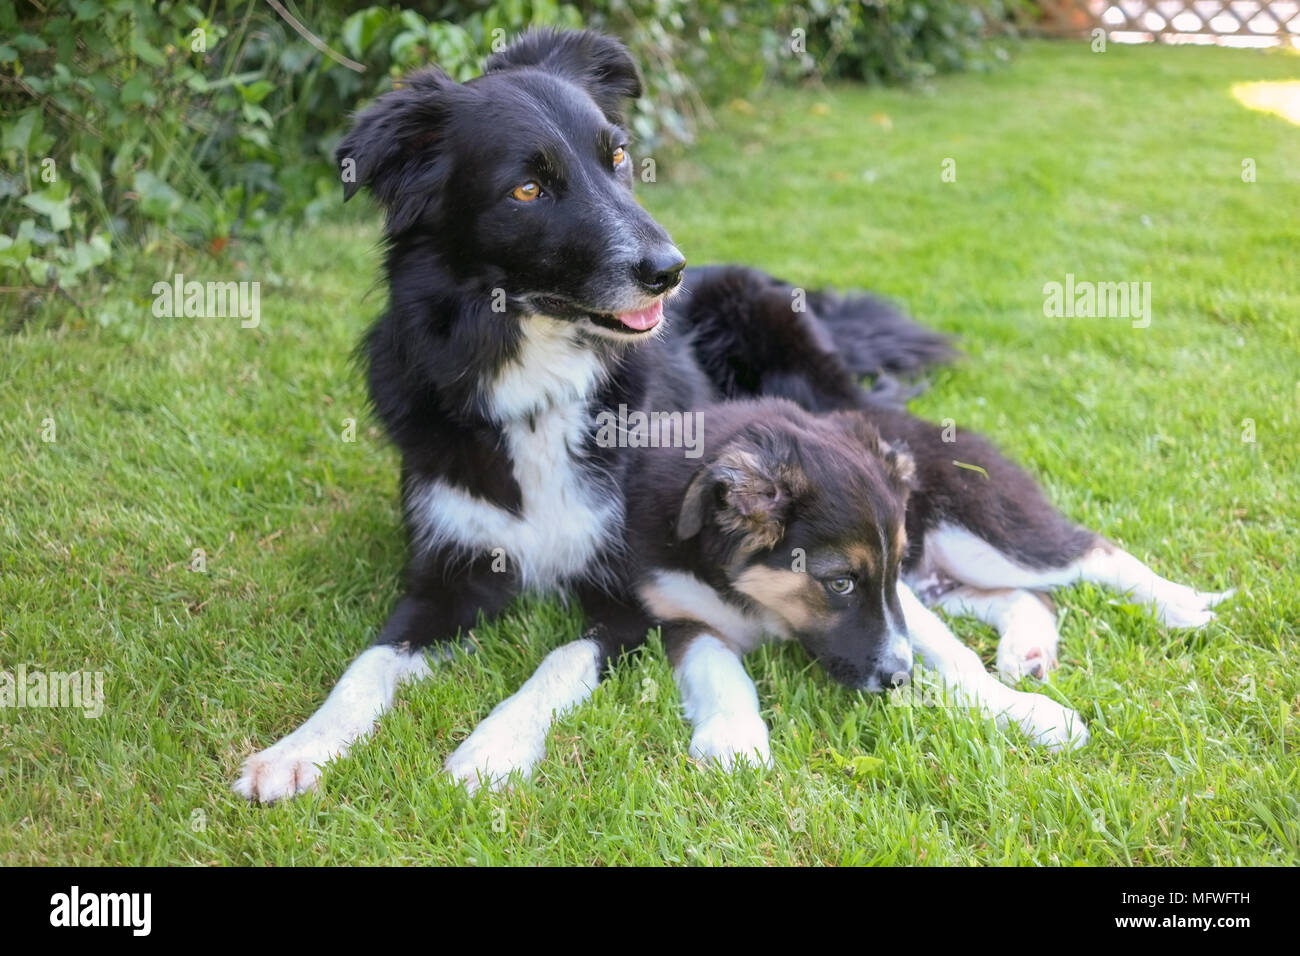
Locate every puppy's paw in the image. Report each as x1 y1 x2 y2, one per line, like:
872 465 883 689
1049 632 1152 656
689 712 773 770
1153 585 1234 629
1007 694 1089 753
444 717 545 795
997 631 1059 684
233 735 332 803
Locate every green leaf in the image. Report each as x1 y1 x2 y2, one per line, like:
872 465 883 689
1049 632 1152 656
71 0 103 22
71 153 103 196
20 187 72 231
0 234 34 270
241 103 273 128
843 754 884 777
341 7 390 58
239 80 274 104
131 170 184 222
815 747 885 780
130 35 167 68
11 34 48 53
120 74 156 106
3 109 40 153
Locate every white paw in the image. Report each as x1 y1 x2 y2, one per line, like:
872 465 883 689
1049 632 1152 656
997 630 1059 684
1153 586 1234 629
444 717 546 794
689 712 773 770
1006 694 1089 752
233 734 334 803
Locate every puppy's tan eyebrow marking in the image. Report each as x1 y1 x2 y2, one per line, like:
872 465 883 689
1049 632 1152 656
845 543 878 575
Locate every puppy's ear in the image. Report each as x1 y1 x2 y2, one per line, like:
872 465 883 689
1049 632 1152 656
830 411 918 494
677 440 806 552
485 29 642 124
881 439 917 492
335 68 455 233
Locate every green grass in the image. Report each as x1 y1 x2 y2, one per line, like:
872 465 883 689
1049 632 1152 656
2 40 1298 865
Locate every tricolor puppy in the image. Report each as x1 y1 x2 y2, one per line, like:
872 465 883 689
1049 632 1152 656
448 398 1231 786
232 28 951 802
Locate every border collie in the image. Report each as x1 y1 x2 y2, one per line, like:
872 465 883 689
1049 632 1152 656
445 397 1232 787
233 29 952 802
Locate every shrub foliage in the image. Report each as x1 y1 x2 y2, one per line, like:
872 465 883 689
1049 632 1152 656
0 0 1023 297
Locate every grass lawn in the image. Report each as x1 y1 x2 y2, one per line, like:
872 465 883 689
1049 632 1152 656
2 40 1297 866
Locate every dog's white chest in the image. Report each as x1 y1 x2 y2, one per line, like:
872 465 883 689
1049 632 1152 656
496 400 621 587
409 317 620 590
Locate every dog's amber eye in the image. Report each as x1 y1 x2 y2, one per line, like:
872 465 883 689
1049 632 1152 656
612 146 626 167
826 577 855 596
512 181 541 202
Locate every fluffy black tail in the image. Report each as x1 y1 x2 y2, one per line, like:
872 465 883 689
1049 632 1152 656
673 265 956 412
802 286 956 378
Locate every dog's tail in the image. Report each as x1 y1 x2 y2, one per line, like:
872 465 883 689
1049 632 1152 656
677 265 956 412
803 286 957 379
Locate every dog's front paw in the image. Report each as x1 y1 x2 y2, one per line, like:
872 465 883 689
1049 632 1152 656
997 631 1059 684
689 712 773 770
444 717 546 794
233 735 333 803
1006 694 1089 753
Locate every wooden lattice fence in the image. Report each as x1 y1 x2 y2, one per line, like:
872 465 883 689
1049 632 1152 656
1035 1 1300 45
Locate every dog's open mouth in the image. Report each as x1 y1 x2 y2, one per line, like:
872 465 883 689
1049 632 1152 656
589 301 663 334
529 295 664 335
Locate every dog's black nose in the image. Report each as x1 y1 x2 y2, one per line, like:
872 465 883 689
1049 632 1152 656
877 664 911 690
634 247 686 295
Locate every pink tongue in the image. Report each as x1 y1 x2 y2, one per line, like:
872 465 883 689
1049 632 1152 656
616 300 663 331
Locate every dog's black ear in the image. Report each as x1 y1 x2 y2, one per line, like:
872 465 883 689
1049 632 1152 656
485 29 642 124
335 68 455 232
678 438 806 552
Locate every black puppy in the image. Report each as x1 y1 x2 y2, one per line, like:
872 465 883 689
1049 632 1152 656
449 398 1229 785
234 29 950 802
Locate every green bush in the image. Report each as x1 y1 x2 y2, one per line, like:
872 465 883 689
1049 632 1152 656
781 0 1028 84
0 1 1024 303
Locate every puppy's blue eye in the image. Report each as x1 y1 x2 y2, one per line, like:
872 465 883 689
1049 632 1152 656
825 577 854 595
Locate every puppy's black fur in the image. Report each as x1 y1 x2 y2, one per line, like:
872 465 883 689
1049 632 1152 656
337 29 954 669
630 398 1096 689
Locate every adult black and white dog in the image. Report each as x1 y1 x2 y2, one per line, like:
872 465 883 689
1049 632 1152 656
233 28 951 802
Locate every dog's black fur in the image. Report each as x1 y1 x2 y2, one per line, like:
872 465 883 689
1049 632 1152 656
337 29 953 668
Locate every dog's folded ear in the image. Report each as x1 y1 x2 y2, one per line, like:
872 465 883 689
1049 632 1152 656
881 439 917 492
677 437 806 552
335 68 455 232
485 28 642 124
829 411 918 493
